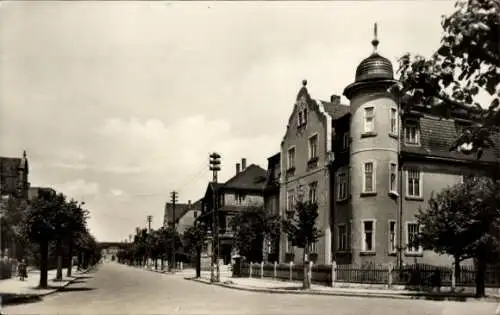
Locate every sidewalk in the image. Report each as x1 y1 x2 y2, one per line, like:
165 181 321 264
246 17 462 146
185 270 500 303
0 266 93 306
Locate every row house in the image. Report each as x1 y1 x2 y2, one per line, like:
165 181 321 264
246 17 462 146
268 28 500 267
201 158 267 264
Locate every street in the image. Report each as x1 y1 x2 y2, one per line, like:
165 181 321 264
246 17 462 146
2 262 499 315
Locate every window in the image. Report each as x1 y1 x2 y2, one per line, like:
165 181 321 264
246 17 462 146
407 222 421 253
286 239 294 253
287 190 295 211
337 225 347 251
298 112 303 127
388 221 396 254
303 109 308 125
363 162 375 193
226 216 234 232
235 193 246 205
364 107 375 133
337 168 349 201
308 134 318 160
362 220 375 252
342 132 349 150
404 123 420 145
407 168 422 197
309 241 317 253
390 108 398 135
308 182 317 203
389 162 398 193
287 147 295 170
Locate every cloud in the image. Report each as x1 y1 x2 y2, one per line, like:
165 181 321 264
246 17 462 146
109 188 125 197
53 179 100 199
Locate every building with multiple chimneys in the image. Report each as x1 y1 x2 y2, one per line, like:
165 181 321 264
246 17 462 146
170 24 499 268
270 24 500 267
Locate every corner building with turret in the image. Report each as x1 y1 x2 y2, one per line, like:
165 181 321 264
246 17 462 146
272 26 500 267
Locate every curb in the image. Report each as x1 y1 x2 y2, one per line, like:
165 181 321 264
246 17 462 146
1 266 95 306
185 277 500 303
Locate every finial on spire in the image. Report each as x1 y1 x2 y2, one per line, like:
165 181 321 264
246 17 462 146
302 79 307 87
23 150 27 159
371 22 379 53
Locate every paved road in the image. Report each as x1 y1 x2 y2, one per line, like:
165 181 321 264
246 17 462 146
3 262 499 315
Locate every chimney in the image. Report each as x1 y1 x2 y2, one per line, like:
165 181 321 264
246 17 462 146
236 163 241 175
241 158 247 170
330 94 341 104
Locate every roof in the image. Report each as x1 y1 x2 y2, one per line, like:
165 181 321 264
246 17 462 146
164 203 190 224
401 115 500 164
222 164 267 192
320 100 351 121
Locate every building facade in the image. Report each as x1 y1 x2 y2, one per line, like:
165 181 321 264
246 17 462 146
0 151 30 200
275 27 499 267
201 158 267 264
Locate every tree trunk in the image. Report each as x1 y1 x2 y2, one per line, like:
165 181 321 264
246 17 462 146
154 257 158 270
454 256 461 284
39 240 49 289
475 258 486 298
55 239 63 281
302 245 311 290
66 240 73 277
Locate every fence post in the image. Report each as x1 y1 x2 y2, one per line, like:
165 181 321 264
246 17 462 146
331 261 337 287
166 261 169 272
387 263 393 288
180 262 183 271
289 261 293 281
260 261 264 279
451 263 456 292
274 261 277 279
249 262 253 278
308 261 313 285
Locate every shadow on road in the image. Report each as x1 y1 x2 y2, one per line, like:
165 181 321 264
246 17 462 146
57 287 95 292
75 276 94 280
1 293 43 306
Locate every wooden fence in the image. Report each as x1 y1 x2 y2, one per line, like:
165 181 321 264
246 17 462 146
238 262 500 288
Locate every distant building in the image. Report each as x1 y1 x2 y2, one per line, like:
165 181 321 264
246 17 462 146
201 158 267 264
28 187 56 201
164 201 192 229
263 153 281 262
175 199 202 235
0 151 30 200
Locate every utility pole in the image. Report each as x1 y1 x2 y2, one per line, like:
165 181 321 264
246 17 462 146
146 215 153 268
170 191 178 273
209 152 221 283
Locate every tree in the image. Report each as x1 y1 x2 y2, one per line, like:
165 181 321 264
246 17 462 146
416 176 500 297
64 200 88 277
282 201 322 289
183 222 207 278
22 192 59 288
229 206 281 263
396 0 499 158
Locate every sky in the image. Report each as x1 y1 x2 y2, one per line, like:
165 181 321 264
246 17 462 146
0 1 458 242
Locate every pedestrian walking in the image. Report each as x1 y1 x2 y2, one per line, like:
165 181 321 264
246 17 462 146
17 259 27 281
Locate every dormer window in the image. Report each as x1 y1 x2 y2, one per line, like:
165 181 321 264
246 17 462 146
404 120 420 145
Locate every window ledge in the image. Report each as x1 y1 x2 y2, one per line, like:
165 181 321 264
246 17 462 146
335 251 351 255
405 252 423 257
404 142 421 147
361 132 377 138
336 196 351 204
360 192 377 197
360 251 376 256
388 252 397 256
405 196 424 201
389 133 398 139
388 191 399 198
